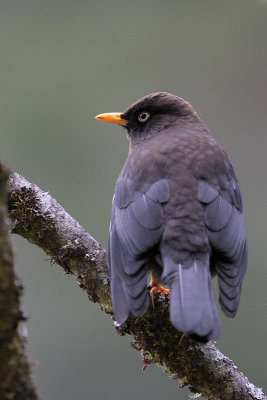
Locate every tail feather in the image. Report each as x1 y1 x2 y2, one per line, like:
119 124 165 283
161 252 221 341
207 277 221 339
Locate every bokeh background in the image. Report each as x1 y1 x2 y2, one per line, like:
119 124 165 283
1 1 266 399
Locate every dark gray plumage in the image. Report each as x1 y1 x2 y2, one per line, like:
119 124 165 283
97 92 248 342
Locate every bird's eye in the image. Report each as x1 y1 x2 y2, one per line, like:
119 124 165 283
138 111 150 123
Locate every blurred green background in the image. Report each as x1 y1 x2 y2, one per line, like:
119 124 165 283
1 1 266 399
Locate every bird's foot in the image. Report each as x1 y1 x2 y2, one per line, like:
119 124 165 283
149 279 170 308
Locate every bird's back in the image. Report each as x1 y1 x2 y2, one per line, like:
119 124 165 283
97 92 248 342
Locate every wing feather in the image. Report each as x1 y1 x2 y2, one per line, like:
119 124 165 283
108 175 169 324
198 167 248 317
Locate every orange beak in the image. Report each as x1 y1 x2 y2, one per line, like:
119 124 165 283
95 112 127 126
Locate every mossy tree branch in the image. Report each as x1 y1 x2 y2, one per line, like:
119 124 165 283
0 165 39 400
7 172 266 400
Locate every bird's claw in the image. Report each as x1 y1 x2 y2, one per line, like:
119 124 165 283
149 282 170 308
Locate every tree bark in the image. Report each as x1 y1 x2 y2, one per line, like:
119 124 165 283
0 166 39 400
7 172 267 400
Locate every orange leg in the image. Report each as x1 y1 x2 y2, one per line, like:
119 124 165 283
179 333 185 345
149 273 170 308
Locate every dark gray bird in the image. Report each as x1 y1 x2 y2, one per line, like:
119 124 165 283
95 92 248 342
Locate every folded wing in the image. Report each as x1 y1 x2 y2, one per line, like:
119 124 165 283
198 164 248 317
108 172 169 324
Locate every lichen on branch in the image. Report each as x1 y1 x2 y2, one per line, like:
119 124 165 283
7 172 267 400
0 165 39 400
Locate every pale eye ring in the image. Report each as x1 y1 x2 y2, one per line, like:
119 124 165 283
138 111 150 123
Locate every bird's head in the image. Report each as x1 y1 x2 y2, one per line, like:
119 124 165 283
95 92 200 148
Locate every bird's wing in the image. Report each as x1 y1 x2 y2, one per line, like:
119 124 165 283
108 171 169 324
198 161 248 317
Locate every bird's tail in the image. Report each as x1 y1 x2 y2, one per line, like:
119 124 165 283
161 251 221 342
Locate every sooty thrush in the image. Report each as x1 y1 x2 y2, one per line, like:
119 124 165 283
95 92 248 342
